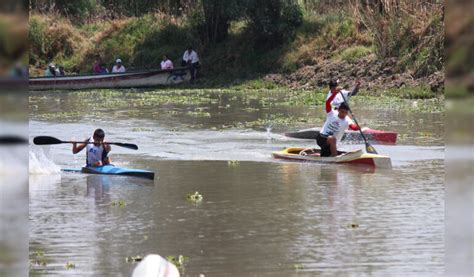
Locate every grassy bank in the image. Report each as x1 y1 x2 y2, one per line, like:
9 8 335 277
29 5 444 98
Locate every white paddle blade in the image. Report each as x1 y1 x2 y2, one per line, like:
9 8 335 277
132 254 180 277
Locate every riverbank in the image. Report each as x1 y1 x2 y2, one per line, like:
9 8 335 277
29 3 444 98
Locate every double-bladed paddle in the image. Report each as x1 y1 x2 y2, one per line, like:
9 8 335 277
33 136 139 150
339 93 378 154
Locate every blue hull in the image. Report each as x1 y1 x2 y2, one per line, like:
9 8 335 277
62 165 154 180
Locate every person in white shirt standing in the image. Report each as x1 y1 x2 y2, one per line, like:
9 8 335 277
182 46 199 82
72 129 112 167
325 79 360 110
112 58 126 73
160 55 174 70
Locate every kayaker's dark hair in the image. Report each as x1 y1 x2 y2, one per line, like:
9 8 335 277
339 102 350 111
329 79 338 88
94 128 105 139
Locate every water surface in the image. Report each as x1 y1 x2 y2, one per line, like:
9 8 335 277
29 89 444 276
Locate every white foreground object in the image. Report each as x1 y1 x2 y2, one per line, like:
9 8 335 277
132 254 180 277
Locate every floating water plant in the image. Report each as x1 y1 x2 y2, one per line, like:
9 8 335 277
30 250 47 267
293 263 304 270
111 200 127 207
166 255 188 268
186 192 203 203
132 127 154 132
65 262 76 269
125 255 143 263
227 160 240 167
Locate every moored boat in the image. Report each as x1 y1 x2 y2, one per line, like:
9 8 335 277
29 68 191 91
284 128 397 144
272 147 392 168
62 164 155 180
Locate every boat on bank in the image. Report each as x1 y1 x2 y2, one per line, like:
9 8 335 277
29 68 191 91
284 128 397 144
272 147 392 168
62 165 155 180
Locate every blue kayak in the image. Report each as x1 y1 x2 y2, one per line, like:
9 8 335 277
62 165 155 180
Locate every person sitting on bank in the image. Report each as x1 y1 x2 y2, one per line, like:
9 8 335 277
72 128 111 167
44 63 58 77
182 46 199 81
100 63 109 74
160 55 174 70
93 57 103 74
326 79 360 110
112 58 126 73
58 65 66 76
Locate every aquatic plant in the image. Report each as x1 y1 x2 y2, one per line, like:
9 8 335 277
293 263 304 270
166 255 188 269
65 261 76 269
348 223 359 229
227 160 240 167
111 200 127 207
126 255 144 263
186 192 203 203
30 250 48 267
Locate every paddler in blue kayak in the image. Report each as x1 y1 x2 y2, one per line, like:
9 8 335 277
72 129 111 166
301 90 359 157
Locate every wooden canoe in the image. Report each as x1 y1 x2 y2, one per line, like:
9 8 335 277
29 68 191 91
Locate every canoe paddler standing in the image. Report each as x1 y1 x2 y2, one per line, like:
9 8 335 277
301 91 360 157
326 79 360 110
72 129 112 167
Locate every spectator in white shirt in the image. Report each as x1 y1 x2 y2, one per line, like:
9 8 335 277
160 55 174 70
182 46 200 82
112 58 126 73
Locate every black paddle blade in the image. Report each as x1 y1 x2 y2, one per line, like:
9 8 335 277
33 136 63 145
0 136 28 145
110 142 138 150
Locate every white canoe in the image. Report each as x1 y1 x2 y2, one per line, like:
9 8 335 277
29 68 191 91
272 147 392 168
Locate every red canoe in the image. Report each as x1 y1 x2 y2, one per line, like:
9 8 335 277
284 128 397 144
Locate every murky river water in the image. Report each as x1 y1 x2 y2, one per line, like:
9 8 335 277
27 88 444 276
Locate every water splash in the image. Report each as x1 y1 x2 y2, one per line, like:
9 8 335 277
29 147 61 175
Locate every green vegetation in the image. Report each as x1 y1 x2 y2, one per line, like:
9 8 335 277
29 1 444 97
125 255 143 263
65 261 76 269
334 46 373 63
186 192 203 203
166 255 189 269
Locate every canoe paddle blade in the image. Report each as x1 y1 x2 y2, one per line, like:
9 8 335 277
110 142 138 150
33 136 64 145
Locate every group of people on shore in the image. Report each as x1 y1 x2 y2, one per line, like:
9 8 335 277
44 46 200 81
90 46 200 81
93 58 126 74
44 63 65 77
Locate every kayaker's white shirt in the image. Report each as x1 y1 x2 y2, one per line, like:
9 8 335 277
183 50 199 63
326 90 351 109
86 137 107 166
160 59 174 70
321 110 352 144
112 65 126 73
